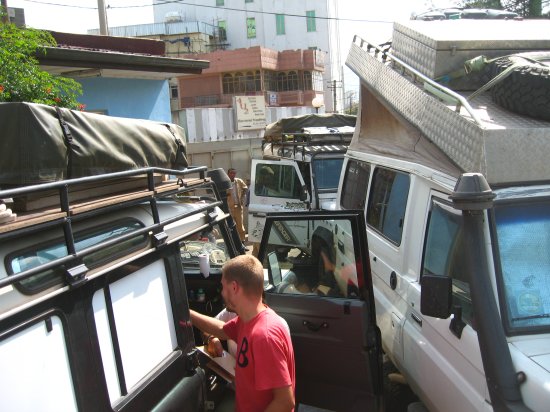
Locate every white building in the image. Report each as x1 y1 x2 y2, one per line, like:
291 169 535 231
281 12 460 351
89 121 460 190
152 0 343 112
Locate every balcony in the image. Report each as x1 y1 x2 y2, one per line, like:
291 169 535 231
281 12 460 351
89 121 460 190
179 90 317 109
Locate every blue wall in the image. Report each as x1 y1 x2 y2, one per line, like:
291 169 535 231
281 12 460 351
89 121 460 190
77 77 171 122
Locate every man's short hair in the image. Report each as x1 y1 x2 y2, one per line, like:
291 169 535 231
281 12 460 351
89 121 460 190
223 255 264 297
228 168 237 173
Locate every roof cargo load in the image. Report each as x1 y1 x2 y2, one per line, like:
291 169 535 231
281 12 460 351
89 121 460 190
264 113 356 142
392 20 550 90
0 102 188 186
346 20 550 185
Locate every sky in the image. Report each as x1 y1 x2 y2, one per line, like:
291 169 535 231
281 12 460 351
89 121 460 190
6 0 459 96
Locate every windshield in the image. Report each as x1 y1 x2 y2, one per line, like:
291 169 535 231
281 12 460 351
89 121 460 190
312 158 344 190
494 200 550 332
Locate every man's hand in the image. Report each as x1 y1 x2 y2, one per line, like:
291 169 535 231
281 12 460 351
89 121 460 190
206 335 224 357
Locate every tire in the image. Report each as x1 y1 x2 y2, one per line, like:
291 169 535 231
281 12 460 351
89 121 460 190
383 361 419 412
489 52 550 121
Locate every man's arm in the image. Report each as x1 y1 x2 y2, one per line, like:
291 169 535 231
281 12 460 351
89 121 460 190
190 309 229 340
264 385 295 412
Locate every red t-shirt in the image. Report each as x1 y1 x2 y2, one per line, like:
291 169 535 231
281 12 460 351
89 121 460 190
223 306 295 412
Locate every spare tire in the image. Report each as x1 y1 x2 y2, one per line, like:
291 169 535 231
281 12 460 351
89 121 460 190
489 52 550 121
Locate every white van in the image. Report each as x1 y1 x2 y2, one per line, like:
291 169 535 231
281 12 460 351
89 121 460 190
338 20 550 411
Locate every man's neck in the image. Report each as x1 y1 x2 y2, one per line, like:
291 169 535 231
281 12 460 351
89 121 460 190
238 301 266 323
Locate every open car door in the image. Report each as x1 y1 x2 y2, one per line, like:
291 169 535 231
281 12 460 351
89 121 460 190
248 159 310 244
258 211 383 412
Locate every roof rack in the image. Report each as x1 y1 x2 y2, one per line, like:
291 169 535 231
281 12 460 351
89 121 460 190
0 166 223 289
262 132 352 160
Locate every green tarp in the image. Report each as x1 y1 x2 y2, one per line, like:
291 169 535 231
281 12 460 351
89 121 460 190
0 102 188 186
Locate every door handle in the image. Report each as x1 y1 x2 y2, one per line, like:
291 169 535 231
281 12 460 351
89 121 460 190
303 320 329 332
411 312 422 326
252 212 266 217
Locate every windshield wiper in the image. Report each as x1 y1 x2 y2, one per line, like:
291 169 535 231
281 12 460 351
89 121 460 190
512 313 550 322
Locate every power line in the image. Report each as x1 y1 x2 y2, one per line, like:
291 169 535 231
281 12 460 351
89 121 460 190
21 0 395 24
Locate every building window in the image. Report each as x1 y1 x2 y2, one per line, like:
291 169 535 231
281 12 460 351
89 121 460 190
263 70 277 91
216 0 224 6
277 72 288 92
306 10 316 32
276 14 285 35
245 0 253 2
218 20 227 41
312 71 323 91
247 17 256 38
222 73 234 94
170 85 179 99
287 71 299 91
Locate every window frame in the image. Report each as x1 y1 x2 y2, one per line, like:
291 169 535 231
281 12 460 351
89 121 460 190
366 166 410 245
276 13 285 35
306 10 316 32
246 17 256 38
421 197 473 326
340 159 371 210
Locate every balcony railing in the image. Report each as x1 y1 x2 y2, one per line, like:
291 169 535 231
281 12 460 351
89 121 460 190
179 90 318 109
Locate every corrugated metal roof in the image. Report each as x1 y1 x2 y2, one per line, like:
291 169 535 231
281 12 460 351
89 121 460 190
88 21 216 38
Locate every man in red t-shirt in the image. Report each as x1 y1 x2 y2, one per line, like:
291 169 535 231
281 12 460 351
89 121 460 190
191 255 295 412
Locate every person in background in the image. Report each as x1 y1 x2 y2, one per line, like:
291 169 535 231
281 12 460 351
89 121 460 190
226 168 248 244
191 255 295 412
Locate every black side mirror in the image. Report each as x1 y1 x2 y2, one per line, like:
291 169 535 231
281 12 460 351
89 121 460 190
299 185 309 202
421 275 452 319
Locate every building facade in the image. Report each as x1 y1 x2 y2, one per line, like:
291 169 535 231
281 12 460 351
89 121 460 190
178 46 324 109
152 0 343 112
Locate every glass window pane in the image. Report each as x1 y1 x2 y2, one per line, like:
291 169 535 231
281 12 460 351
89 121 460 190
216 0 224 6
180 223 229 274
367 167 409 244
306 10 316 32
341 160 370 209
422 201 472 325
495 202 550 330
8 219 147 294
313 158 344 190
247 17 256 38
255 163 302 199
276 14 285 35
263 217 360 298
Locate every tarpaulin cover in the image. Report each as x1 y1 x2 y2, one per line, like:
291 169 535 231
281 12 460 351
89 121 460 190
0 102 188 185
264 113 356 141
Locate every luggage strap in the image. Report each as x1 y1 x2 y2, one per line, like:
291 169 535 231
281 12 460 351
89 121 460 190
55 107 74 179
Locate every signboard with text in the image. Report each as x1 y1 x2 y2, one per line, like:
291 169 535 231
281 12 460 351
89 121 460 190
233 96 267 131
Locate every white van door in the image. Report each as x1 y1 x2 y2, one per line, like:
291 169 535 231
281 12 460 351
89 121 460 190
248 159 310 243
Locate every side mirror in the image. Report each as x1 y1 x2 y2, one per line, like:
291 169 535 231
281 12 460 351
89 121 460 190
299 185 309 202
421 275 452 319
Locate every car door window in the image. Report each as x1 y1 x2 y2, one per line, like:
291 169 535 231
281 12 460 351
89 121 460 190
367 167 409 245
422 199 473 325
255 163 302 198
340 159 370 210
262 217 361 299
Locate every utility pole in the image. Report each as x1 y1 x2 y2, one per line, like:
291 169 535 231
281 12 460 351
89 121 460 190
1 0 9 24
97 0 109 35
327 80 342 113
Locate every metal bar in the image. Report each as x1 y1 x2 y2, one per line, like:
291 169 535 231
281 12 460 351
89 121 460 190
353 36 483 126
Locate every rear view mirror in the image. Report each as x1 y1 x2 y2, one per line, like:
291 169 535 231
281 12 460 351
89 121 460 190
421 275 452 319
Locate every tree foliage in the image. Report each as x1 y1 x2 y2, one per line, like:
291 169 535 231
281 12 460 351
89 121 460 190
460 0 546 16
0 19 83 109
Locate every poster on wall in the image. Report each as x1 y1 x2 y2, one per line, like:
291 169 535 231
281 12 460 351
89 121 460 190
234 96 266 131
